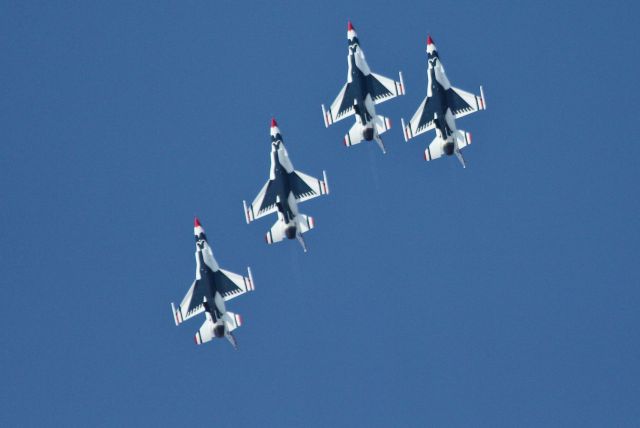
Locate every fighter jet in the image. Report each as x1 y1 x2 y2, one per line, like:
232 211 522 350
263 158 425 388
401 35 486 168
321 21 405 154
171 218 255 349
243 118 329 252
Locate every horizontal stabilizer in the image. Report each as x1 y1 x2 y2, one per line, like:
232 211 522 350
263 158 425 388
454 129 472 150
374 115 391 135
298 214 315 235
194 312 242 345
194 317 215 345
424 136 445 162
266 219 286 245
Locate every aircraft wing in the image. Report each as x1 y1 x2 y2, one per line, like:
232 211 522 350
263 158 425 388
244 180 278 223
290 170 329 204
322 82 355 127
215 268 255 302
402 96 438 141
368 72 405 105
172 280 206 325
447 86 486 119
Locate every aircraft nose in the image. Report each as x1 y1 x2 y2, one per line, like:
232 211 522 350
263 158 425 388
427 34 437 53
194 217 206 236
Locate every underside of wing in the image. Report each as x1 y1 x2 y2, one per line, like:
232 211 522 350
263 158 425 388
448 86 486 119
173 280 207 325
246 180 278 222
289 170 329 203
368 72 405 105
215 268 255 302
405 96 437 141
324 83 355 126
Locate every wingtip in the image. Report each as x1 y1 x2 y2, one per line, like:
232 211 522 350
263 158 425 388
270 117 278 128
194 217 201 227
347 20 354 31
427 34 434 46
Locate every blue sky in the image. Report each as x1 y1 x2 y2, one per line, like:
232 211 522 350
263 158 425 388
2 1 639 426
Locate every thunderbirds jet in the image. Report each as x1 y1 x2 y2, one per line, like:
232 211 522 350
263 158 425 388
171 218 255 349
243 118 329 252
321 21 405 154
401 35 486 168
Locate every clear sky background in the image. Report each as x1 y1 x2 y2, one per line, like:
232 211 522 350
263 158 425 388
2 1 639 426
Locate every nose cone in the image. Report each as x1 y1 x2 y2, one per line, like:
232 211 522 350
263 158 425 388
347 20 357 39
194 216 206 238
426 34 438 57
270 117 282 141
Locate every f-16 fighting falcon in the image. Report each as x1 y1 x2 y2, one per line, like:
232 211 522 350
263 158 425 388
401 35 486 168
171 218 255 349
243 118 329 252
321 21 405 154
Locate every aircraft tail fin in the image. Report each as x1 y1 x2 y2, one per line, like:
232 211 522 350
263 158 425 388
344 118 389 154
194 312 242 346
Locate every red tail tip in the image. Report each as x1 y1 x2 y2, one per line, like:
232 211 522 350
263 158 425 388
427 35 434 45
270 118 278 128
348 21 354 31
194 217 201 227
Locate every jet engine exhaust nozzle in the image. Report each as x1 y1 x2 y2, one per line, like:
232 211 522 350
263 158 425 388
443 142 455 156
363 127 374 141
285 226 297 240
213 325 225 338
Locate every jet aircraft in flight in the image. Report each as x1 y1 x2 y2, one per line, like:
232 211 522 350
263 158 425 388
171 218 254 349
243 119 329 252
401 35 486 167
322 21 405 154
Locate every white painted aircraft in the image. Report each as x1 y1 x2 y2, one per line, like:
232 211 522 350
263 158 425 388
171 218 254 349
402 35 486 167
243 119 329 252
322 21 405 154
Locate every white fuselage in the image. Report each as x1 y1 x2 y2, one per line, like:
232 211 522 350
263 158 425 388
269 141 303 235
